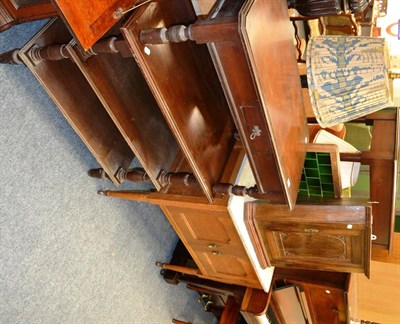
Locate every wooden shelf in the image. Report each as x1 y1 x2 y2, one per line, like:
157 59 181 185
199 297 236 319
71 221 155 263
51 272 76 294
18 19 135 185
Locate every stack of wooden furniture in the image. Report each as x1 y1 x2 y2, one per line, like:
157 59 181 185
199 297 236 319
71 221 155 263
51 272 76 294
1 0 398 322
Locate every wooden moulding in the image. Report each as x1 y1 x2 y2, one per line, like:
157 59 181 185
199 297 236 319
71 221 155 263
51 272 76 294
245 199 372 277
18 18 134 185
51 0 138 51
196 0 309 209
66 37 180 190
121 0 237 202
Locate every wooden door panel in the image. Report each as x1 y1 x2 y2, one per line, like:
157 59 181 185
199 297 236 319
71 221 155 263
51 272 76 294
264 225 365 268
52 0 138 50
163 204 259 285
195 250 258 284
245 199 372 275
121 0 236 202
166 206 244 251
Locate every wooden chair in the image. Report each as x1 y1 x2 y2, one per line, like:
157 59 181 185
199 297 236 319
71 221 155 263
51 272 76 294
288 0 370 17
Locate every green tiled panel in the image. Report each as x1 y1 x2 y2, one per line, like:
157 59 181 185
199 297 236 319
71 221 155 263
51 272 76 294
298 152 335 198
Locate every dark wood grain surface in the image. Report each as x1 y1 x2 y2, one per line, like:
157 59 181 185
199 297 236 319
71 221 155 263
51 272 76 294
67 40 180 190
239 0 309 209
245 199 372 276
122 0 237 202
18 19 134 185
51 0 138 50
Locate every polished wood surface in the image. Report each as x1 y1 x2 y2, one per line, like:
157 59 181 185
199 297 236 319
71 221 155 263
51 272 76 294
0 0 56 32
219 296 241 324
99 189 261 288
240 287 271 315
122 0 237 202
238 0 308 209
18 19 135 185
245 199 372 276
51 0 139 50
368 110 399 249
274 268 353 324
310 109 399 251
67 38 180 190
162 204 260 288
192 0 309 209
132 0 308 208
291 280 348 323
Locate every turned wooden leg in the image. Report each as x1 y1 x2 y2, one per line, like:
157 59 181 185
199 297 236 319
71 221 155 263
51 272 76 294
0 49 23 64
140 25 193 44
23 36 131 66
97 190 157 203
88 168 152 183
28 44 70 64
155 261 200 276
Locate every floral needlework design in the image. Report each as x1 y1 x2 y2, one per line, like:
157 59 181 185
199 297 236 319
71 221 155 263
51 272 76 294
307 36 392 127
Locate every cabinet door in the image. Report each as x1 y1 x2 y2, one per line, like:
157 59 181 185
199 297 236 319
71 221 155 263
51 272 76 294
163 205 259 286
52 0 138 50
245 200 372 275
264 222 367 273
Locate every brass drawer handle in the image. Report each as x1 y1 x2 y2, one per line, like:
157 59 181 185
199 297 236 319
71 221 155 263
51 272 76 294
208 243 217 249
211 251 221 256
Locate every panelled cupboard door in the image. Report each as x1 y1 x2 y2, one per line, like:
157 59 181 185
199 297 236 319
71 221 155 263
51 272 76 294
51 0 138 50
163 205 259 286
245 199 372 276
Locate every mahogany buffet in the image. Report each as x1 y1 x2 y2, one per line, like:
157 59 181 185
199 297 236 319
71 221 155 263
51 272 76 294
1 0 398 322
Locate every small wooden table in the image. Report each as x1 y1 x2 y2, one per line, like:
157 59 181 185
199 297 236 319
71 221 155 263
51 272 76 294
363 109 398 250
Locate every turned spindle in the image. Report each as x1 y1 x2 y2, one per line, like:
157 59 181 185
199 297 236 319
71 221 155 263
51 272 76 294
0 49 23 65
140 25 193 44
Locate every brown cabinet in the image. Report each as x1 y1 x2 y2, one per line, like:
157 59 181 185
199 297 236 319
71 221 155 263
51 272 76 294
302 282 347 323
273 268 355 324
245 199 372 276
162 203 260 288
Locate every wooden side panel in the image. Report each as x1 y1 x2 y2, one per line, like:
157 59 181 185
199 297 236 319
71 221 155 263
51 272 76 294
302 283 347 324
239 0 309 209
121 0 236 202
67 42 180 190
369 117 398 249
18 19 134 184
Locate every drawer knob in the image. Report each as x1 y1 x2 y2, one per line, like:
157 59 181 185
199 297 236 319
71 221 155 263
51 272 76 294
208 243 217 249
211 251 221 256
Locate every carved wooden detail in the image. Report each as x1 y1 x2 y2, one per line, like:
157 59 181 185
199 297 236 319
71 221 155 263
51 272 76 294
245 199 372 276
